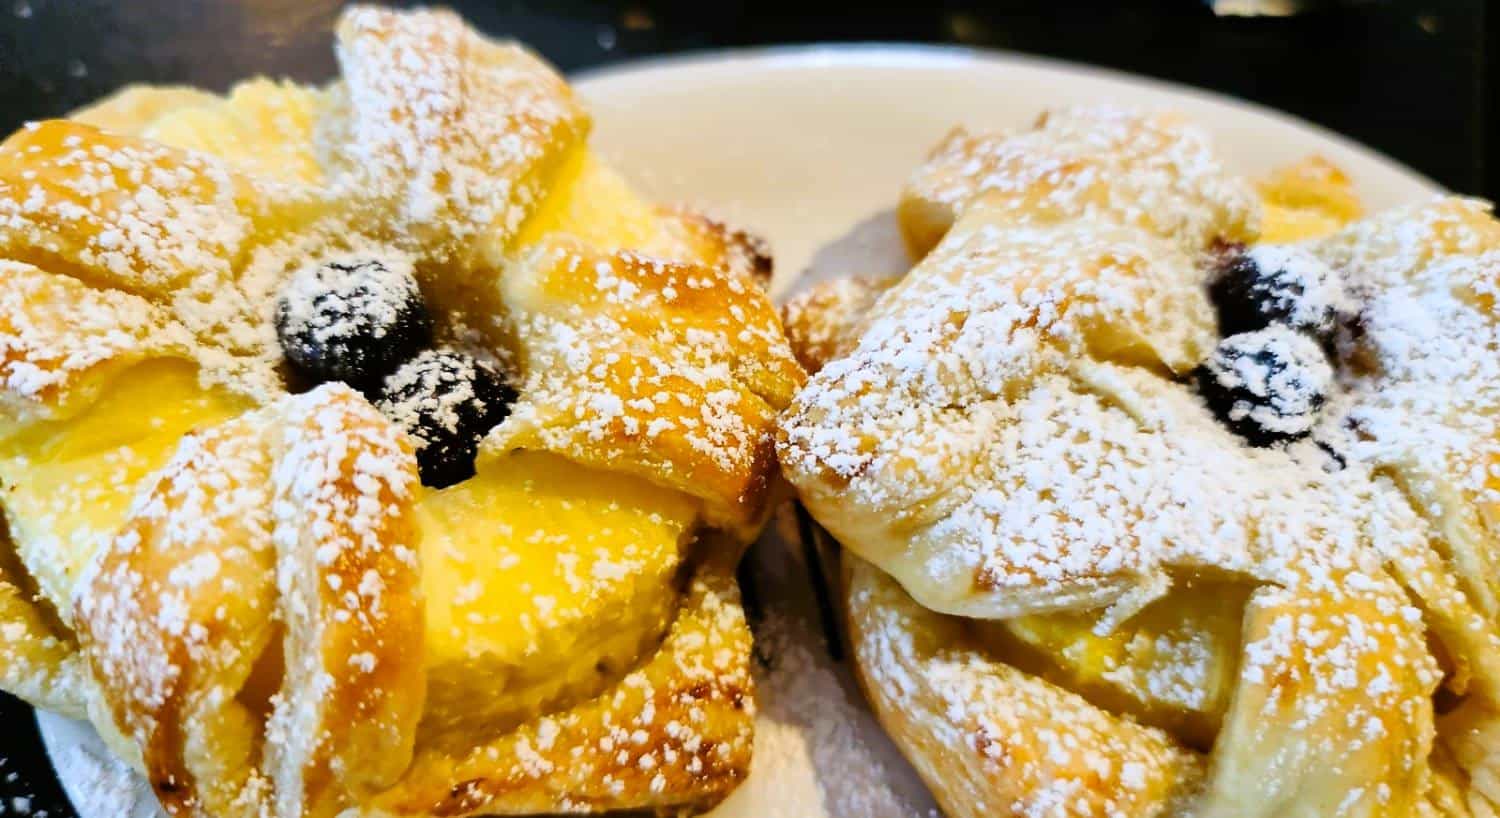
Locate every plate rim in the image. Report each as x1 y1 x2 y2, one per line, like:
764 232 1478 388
573 41 1445 197
44 41 1452 818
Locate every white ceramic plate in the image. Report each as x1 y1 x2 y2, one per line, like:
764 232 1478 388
41 44 1442 818
576 44 1439 298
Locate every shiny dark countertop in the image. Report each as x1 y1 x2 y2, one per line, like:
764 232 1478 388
0 1 1492 815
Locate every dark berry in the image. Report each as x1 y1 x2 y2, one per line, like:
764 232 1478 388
1209 245 1346 343
1195 326 1332 447
374 350 517 488
276 258 430 388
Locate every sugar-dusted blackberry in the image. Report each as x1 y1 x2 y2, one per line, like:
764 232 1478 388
374 350 517 488
276 257 431 388
1195 326 1333 447
1209 244 1347 343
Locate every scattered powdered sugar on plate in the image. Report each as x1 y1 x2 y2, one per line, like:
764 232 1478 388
735 615 940 818
709 517 940 818
35 712 158 818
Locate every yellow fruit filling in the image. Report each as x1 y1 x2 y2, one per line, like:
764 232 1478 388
132 79 328 187
512 146 663 254
1256 156 1363 243
2 78 728 754
0 355 701 743
0 359 250 617
413 449 698 745
971 578 1252 749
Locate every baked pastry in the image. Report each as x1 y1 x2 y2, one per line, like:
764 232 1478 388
779 107 1500 817
0 6 803 817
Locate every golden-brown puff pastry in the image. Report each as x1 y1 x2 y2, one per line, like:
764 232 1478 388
780 108 1500 817
0 6 803 817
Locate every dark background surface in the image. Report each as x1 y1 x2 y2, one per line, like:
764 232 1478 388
0 1 1493 815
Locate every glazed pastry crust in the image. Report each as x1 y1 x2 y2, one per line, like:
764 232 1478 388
781 110 1500 817
897 109 1258 259
490 233 801 535
371 550 754 817
780 275 899 374
75 386 425 818
0 5 800 817
843 555 1202 818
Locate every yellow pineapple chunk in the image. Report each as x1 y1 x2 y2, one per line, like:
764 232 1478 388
972 578 1251 748
511 146 663 253
0 359 250 617
1256 156 1363 242
414 449 699 745
137 79 328 187
68 85 220 135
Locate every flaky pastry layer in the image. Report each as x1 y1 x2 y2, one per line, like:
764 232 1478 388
0 5 803 817
780 111 1500 817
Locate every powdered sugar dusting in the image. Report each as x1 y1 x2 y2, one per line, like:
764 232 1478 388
1239 243 1349 334
278 253 421 353
331 5 586 268
0 260 190 419
488 236 803 531
781 106 1499 816
780 275 898 374
376 349 489 445
900 106 1259 256
0 120 290 400
1200 325 1331 438
846 557 1203 818
1314 196 1500 531
0 5 799 816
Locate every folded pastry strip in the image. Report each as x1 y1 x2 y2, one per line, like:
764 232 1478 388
0 122 297 399
1196 566 1438 818
0 361 250 625
0 524 86 720
0 260 192 422
372 552 753 817
1303 199 1500 810
0 120 263 297
1312 199 1500 624
74 385 424 818
489 234 801 534
327 7 590 271
844 555 1202 818
897 107 1258 259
